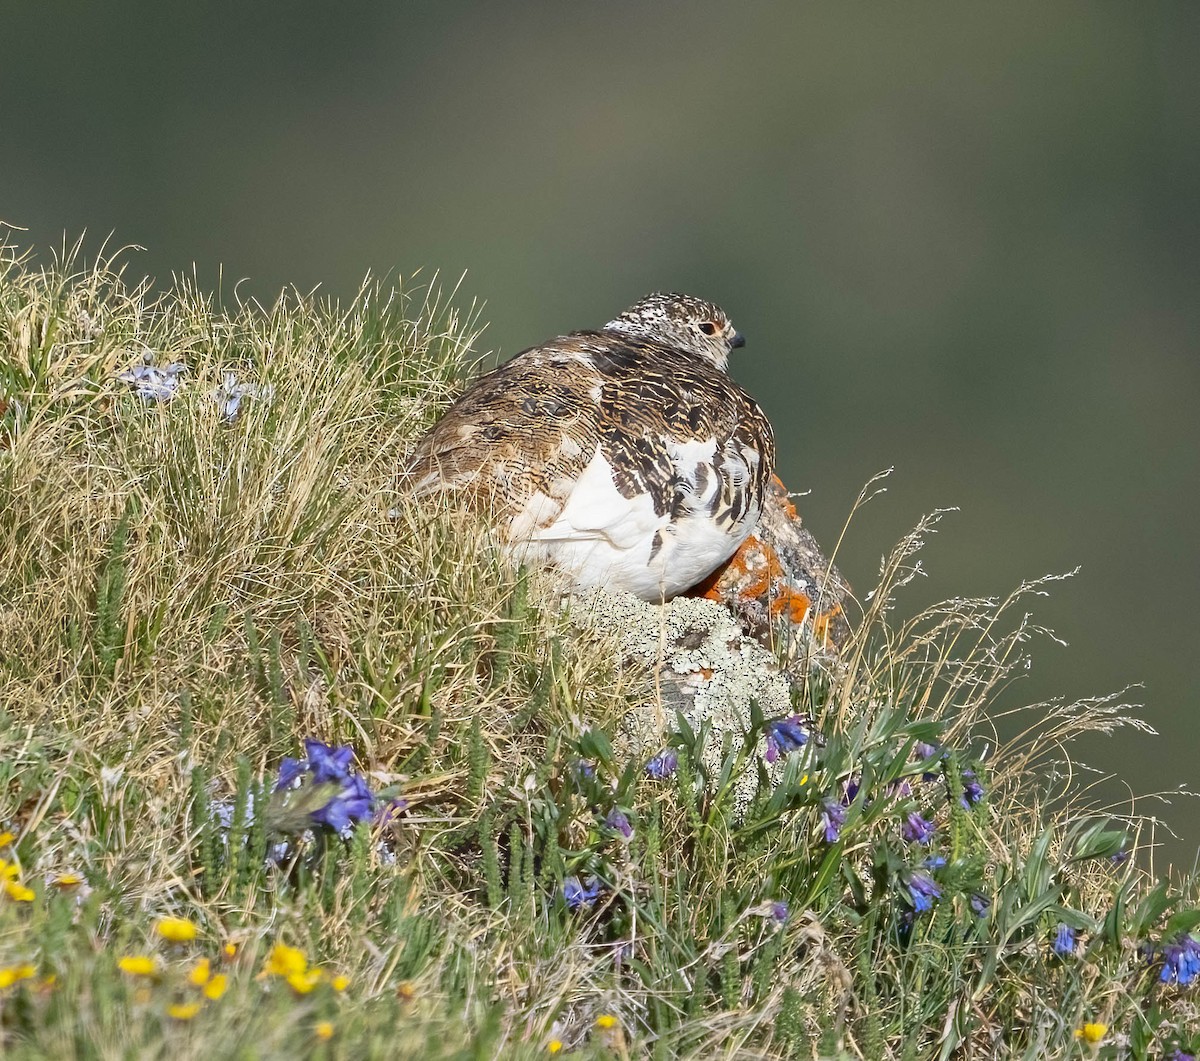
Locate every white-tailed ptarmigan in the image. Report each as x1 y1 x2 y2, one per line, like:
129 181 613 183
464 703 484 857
404 293 776 601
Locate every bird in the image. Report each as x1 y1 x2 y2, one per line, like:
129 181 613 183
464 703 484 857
403 292 776 602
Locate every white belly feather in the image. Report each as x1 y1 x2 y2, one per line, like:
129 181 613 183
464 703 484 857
509 443 758 601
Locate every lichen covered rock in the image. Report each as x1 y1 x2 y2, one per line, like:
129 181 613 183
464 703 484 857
692 474 851 675
570 588 797 818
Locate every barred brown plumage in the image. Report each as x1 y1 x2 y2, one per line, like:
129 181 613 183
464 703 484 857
403 293 775 601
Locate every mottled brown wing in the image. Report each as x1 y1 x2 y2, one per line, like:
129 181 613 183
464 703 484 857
402 340 602 512
590 340 777 523
404 330 774 532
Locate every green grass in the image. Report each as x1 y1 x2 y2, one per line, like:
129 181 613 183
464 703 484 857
0 234 1197 1059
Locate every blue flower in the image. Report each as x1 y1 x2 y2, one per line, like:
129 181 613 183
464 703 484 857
887 779 914 799
819 799 847 843
645 750 678 778
914 741 943 781
276 757 307 790
274 740 376 836
374 797 409 826
770 900 789 923
562 875 603 910
923 855 947 870
117 358 186 401
901 811 936 844
1157 933 1200 986
905 870 941 913
959 769 985 809
302 739 355 785
765 716 808 763
1052 923 1076 957
605 808 633 839
969 893 990 917
311 773 374 833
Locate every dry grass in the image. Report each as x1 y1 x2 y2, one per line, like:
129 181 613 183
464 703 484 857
0 234 1197 1058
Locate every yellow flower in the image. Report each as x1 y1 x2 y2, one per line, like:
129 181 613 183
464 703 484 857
286 968 323 994
263 942 308 978
223 942 238 960
548 1040 563 1054
0 860 19 880
596 1014 618 1030
0 964 35 989
187 959 211 986
1074 1023 1107 1044
330 974 350 992
156 917 199 943
202 973 228 1000
3 879 34 902
315 1021 335 1041
396 980 416 1001
167 1001 203 1021
0 832 14 848
118 955 158 977
54 873 83 888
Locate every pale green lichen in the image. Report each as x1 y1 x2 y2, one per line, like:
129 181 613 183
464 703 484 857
569 588 797 818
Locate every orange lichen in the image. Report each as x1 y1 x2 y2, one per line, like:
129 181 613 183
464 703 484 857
768 475 799 521
813 605 843 646
768 590 812 624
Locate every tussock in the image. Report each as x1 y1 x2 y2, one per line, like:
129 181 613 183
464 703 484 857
0 235 1196 1058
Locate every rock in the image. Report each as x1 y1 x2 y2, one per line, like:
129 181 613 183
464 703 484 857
570 588 796 820
567 475 843 818
690 475 851 677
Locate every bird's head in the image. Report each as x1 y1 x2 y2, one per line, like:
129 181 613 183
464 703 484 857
603 292 745 370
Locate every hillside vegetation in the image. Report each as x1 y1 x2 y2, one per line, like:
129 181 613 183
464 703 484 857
0 238 1196 1059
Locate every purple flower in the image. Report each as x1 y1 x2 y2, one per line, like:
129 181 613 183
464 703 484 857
901 811 936 844
374 797 409 827
914 741 942 781
770 900 789 923
843 778 861 805
905 870 941 913
969 893 990 917
311 773 375 833
923 855 947 870
605 808 633 839
645 750 678 778
959 769 985 809
1052 923 1076 957
302 739 355 784
1110 849 1131 866
765 716 808 763
1168 1049 1196 1061
819 799 847 843
562 875 603 910
274 740 376 836
1157 933 1200 986
276 757 307 790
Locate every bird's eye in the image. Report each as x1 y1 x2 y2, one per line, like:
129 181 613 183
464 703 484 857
698 321 717 336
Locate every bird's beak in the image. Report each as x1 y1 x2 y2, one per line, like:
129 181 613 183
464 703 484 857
731 332 746 349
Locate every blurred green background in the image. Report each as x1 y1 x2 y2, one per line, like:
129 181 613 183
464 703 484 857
3 2 1197 863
